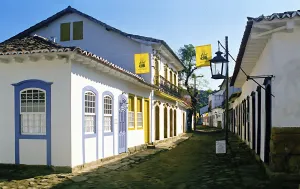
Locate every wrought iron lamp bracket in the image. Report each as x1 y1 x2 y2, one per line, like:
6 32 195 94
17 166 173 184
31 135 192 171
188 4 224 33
246 75 274 81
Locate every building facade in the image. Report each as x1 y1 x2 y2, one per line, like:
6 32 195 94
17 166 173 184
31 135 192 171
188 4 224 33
0 6 189 169
230 10 300 174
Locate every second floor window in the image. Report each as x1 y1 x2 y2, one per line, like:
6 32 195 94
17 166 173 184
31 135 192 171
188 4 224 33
60 21 83 41
164 66 168 79
73 21 83 40
60 23 70 41
169 70 173 83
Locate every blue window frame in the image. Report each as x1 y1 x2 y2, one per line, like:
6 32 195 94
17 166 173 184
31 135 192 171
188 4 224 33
102 91 114 136
12 79 52 165
82 86 98 163
102 91 115 157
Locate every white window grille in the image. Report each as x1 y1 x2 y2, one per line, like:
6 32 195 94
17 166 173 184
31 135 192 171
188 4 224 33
104 96 112 132
20 89 46 135
128 111 135 129
84 91 96 134
137 112 143 128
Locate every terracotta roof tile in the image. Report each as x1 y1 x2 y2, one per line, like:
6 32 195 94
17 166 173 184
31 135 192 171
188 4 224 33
4 6 184 68
248 10 300 22
0 35 155 88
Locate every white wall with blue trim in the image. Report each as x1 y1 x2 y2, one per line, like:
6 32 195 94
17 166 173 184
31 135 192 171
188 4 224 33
71 62 152 167
0 59 71 166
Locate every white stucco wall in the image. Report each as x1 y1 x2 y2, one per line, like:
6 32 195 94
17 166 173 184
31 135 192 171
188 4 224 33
232 28 300 161
0 59 71 166
71 61 151 167
32 13 153 83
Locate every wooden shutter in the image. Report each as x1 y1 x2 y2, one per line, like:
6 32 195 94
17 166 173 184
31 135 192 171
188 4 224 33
60 23 70 41
73 21 83 40
137 98 142 112
128 96 134 111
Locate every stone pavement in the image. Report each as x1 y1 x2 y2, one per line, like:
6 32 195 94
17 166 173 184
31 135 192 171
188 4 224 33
0 127 299 189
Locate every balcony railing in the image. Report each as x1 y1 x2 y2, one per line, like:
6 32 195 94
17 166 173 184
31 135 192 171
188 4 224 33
155 75 182 99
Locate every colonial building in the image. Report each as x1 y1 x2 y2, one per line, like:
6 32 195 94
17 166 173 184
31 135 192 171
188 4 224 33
231 10 300 174
206 90 224 127
0 6 189 170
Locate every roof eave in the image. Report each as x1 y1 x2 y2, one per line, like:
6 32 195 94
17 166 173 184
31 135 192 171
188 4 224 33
230 20 253 86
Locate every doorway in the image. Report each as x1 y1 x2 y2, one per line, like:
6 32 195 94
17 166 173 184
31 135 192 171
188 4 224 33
118 95 127 154
164 106 168 138
257 87 262 155
174 110 177 136
170 109 173 137
155 106 160 140
144 99 150 143
264 84 272 163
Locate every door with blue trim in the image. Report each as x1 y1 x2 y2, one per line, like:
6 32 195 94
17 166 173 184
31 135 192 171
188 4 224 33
118 95 127 153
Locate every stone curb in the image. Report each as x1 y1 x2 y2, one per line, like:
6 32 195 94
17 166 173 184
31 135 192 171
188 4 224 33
73 134 191 174
229 134 300 182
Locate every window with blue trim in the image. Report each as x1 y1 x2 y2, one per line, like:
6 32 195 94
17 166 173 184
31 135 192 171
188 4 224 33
20 88 46 135
103 95 112 132
84 91 96 134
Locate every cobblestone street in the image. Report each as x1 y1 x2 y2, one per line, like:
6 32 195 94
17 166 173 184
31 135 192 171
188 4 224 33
0 127 299 189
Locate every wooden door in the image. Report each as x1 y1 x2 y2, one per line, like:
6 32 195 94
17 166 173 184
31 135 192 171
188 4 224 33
264 85 272 163
164 107 168 138
174 110 177 136
155 106 160 140
170 109 173 137
118 95 127 154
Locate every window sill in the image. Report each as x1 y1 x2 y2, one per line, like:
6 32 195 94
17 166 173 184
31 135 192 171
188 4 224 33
18 135 47 140
85 133 97 138
137 127 143 130
103 132 113 136
128 127 135 131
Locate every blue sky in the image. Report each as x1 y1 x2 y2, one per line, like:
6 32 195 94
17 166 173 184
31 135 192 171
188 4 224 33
1 0 299 90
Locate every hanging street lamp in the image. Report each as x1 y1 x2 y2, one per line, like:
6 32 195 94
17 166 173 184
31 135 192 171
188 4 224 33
210 51 228 80
210 36 229 150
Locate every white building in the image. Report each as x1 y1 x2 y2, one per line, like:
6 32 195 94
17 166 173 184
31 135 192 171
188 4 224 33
230 10 300 174
0 6 189 170
208 90 224 111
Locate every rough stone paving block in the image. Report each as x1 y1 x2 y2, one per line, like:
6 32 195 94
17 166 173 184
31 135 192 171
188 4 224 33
269 154 286 172
272 127 300 135
271 134 300 143
288 156 300 173
271 140 300 155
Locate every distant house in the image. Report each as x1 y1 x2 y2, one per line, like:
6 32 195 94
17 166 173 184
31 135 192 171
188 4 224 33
199 105 208 125
218 77 241 131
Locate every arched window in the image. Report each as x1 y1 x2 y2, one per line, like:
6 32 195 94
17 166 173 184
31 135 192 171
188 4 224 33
20 88 46 135
84 91 96 134
104 95 113 132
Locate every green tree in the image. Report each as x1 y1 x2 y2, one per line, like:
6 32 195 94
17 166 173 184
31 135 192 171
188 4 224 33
178 44 209 131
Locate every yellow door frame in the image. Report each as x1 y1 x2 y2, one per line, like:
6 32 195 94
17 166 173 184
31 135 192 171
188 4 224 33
144 99 150 143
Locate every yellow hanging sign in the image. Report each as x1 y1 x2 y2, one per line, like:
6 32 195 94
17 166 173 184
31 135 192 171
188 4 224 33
195 44 212 67
134 53 150 74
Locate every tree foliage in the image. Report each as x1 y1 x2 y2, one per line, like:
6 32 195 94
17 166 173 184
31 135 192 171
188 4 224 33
178 44 210 130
